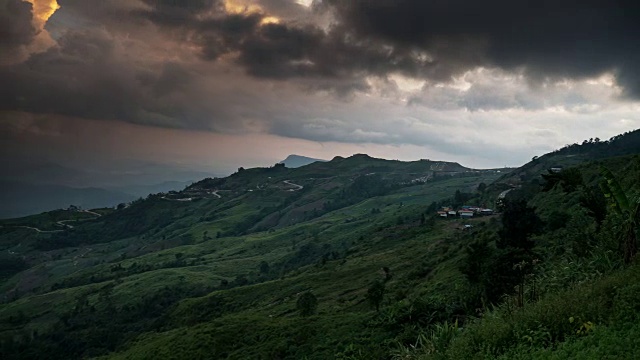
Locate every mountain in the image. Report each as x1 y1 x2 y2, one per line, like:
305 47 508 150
0 159 216 188
278 154 326 168
2 134 640 359
0 181 136 219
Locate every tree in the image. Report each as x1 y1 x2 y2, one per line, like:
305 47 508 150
259 261 270 274
580 185 608 229
541 168 583 192
497 199 542 251
366 280 385 312
600 167 640 263
297 291 318 317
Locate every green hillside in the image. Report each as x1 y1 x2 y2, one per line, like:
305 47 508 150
1 133 640 359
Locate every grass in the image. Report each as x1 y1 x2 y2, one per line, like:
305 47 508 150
3 151 638 359
395 261 640 360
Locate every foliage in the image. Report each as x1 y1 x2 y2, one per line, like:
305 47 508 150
541 168 583 192
600 166 640 263
497 199 542 251
367 280 385 312
2 143 640 360
297 291 318 317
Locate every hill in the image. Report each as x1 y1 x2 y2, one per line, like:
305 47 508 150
1 134 639 359
493 128 640 187
278 154 327 168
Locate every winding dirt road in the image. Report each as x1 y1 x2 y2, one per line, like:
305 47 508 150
283 180 303 191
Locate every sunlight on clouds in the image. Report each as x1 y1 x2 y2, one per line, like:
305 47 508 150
260 16 280 25
296 0 314 7
586 73 616 87
25 0 59 27
224 0 280 25
224 0 262 14
13 0 60 61
389 74 425 93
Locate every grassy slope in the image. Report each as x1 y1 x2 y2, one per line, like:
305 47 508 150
392 153 640 359
2 143 639 359
0 155 502 359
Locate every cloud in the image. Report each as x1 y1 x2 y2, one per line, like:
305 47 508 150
408 68 623 112
1 0 639 173
0 0 36 64
320 0 640 96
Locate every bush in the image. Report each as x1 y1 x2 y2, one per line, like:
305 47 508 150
297 291 318 317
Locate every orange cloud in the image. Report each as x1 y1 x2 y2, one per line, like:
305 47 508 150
24 0 60 29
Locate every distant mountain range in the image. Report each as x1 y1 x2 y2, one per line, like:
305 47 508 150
278 154 327 168
0 180 198 219
0 181 136 219
0 159 214 218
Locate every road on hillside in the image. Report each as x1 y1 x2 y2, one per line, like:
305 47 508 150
283 180 303 191
498 189 513 199
13 225 63 233
56 210 103 229
161 196 193 202
81 210 102 217
7 210 102 233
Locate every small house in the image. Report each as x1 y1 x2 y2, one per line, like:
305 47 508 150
459 210 474 218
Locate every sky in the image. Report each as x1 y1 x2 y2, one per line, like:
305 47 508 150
1 0 640 184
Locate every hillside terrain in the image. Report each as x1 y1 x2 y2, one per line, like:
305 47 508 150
1 133 639 359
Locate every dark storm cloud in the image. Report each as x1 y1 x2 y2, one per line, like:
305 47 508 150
0 28 202 128
0 0 36 62
0 30 138 120
236 23 419 80
2 0 639 141
131 0 432 90
321 0 640 96
135 0 225 26
129 0 640 97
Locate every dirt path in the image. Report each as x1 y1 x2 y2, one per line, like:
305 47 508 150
8 210 102 233
498 189 513 199
283 180 303 191
14 225 63 233
81 209 102 217
161 196 193 202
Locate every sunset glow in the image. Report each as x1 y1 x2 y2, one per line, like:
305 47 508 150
25 0 59 28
